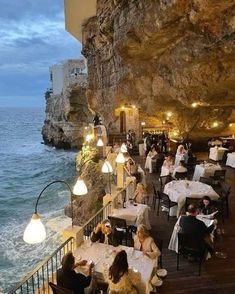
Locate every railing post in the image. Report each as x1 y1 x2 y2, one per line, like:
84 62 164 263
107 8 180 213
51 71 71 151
62 226 84 249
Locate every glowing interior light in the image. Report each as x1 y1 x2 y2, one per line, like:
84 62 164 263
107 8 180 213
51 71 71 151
23 213 46 244
73 178 88 195
115 152 125 164
101 160 113 173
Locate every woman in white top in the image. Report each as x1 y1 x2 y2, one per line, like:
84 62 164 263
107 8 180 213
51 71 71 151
175 144 187 166
145 145 158 173
160 154 174 176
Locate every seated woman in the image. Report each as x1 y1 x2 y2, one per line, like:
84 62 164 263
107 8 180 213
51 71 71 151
134 224 161 261
173 160 188 178
56 252 93 294
199 196 217 216
133 183 147 203
103 250 141 294
90 220 113 245
133 225 163 288
160 154 174 176
90 220 122 246
145 145 158 173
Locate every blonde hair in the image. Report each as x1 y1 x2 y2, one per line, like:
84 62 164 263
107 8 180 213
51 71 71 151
137 224 150 238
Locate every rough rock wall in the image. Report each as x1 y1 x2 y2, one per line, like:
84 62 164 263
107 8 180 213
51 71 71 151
82 0 235 138
42 82 93 149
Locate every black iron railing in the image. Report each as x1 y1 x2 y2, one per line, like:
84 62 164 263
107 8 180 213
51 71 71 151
8 181 132 294
8 237 74 294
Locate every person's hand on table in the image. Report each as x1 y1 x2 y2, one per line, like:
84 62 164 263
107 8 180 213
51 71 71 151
143 251 150 258
74 260 87 268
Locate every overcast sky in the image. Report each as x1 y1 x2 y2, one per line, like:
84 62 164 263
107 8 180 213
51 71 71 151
0 0 82 107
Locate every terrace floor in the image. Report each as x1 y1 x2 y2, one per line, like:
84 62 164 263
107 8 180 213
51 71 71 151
136 152 235 294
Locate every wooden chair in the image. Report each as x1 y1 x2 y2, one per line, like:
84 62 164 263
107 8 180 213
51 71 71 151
175 172 188 180
210 169 226 184
49 282 74 294
157 191 177 221
159 175 171 191
199 176 213 186
108 216 136 246
177 233 207 276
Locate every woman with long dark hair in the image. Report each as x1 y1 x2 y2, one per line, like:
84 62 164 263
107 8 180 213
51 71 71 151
104 250 141 293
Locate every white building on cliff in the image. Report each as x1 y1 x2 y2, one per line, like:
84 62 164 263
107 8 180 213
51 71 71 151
49 59 87 95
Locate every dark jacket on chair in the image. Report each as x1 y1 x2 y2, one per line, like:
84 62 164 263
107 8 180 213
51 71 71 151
56 268 91 294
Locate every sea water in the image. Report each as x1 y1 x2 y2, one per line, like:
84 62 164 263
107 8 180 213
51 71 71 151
0 107 77 292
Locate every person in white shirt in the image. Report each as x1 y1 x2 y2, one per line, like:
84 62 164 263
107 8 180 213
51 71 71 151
175 144 187 166
160 154 174 176
145 145 158 173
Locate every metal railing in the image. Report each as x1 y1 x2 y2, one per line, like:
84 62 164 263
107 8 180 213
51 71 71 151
8 237 74 294
8 181 132 294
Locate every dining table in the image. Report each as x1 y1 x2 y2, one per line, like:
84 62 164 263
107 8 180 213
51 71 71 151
209 147 228 161
112 202 151 230
73 241 155 294
163 180 220 217
192 162 222 181
226 152 235 168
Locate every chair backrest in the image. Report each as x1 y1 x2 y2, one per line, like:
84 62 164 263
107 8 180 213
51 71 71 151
49 282 74 294
152 183 158 197
159 175 171 190
175 172 188 180
157 190 170 203
220 182 231 197
199 177 213 185
214 169 226 180
177 233 206 255
187 156 197 165
108 216 127 228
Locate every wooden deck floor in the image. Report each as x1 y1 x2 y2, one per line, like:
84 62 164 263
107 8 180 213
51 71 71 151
136 152 235 294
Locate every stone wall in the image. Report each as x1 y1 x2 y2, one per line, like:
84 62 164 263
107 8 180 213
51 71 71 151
42 81 93 149
82 0 235 139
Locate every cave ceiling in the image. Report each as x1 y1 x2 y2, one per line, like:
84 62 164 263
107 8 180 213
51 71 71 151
82 0 235 138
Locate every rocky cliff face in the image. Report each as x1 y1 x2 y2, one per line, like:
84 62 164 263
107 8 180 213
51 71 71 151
82 0 235 138
42 82 93 149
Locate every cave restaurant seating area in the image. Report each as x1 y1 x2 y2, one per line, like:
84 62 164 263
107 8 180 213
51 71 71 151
46 142 235 294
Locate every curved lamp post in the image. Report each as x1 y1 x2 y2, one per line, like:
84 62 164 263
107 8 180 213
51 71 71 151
23 180 85 244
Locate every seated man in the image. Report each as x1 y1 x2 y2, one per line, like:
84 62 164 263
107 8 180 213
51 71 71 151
179 204 214 254
56 252 93 294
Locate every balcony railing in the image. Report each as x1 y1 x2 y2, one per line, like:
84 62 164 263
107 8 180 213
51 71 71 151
8 181 133 294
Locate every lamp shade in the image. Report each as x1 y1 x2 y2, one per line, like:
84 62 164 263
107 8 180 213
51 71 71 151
115 152 125 164
23 213 46 244
101 160 113 173
73 178 88 195
120 143 127 153
97 138 104 147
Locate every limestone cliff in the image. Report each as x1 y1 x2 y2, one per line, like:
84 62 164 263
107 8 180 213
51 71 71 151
82 0 235 139
42 81 93 149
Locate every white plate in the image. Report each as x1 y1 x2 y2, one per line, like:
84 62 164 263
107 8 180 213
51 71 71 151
157 268 167 277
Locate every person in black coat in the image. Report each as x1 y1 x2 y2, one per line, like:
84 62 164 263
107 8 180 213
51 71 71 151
56 252 93 294
179 204 214 254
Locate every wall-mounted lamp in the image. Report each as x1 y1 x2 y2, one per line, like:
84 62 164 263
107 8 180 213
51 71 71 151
115 152 126 164
101 159 113 194
120 143 128 153
97 138 104 147
23 180 83 244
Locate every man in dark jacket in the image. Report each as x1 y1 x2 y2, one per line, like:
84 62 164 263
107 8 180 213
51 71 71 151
179 204 214 254
56 252 93 294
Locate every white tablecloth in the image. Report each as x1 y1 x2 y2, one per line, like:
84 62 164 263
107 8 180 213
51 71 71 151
226 153 235 168
168 216 214 253
112 203 151 229
209 147 228 161
192 163 222 181
164 180 219 217
74 241 155 294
